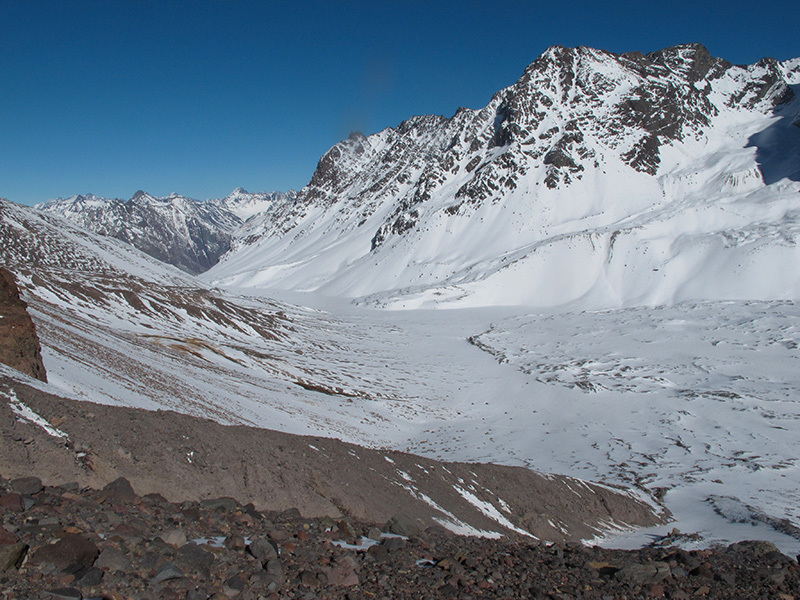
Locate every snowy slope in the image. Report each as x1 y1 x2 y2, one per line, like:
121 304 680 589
38 188 297 274
4 197 800 552
205 44 800 310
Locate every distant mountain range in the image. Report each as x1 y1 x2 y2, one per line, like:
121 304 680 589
38 188 297 274
38 43 800 309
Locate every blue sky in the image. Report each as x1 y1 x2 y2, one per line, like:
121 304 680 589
2 1 797 206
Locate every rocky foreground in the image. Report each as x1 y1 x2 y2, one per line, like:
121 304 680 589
1 475 799 600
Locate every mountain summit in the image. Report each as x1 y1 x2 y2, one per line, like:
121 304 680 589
204 43 800 308
38 44 800 308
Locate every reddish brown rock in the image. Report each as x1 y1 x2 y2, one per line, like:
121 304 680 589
101 477 138 504
0 492 24 512
30 533 99 571
322 555 359 587
0 525 19 545
0 268 47 382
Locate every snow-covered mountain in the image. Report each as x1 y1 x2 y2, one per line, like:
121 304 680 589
7 43 800 553
37 188 297 274
206 44 800 309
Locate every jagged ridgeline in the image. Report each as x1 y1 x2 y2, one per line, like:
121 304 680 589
39 44 800 308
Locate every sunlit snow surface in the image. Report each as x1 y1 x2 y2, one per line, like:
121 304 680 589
463 301 800 553
23 267 800 553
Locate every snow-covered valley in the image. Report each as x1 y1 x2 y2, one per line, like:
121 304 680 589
10 236 800 554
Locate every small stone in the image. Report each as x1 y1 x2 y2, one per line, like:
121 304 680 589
616 562 671 586
322 555 358 587
223 575 246 596
248 537 278 562
186 589 210 600
0 542 28 570
382 537 404 552
143 492 170 505
768 568 788 585
31 534 99 571
367 544 390 562
689 563 714 580
268 528 289 541
280 507 301 519
224 534 246 550
102 478 137 503
43 588 82 600
11 476 43 495
76 566 104 586
337 520 357 540
265 558 283 578
728 540 781 556
95 547 133 573
0 492 24 512
366 527 382 541
160 528 188 547
383 514 420 538
175 543 214 575
300 570 318 586
110 523 142 539
0 525 19 545
151 562 184 584
243 502 261 519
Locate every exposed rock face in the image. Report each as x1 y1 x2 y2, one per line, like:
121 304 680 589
256 43 794 249
0 269 46 382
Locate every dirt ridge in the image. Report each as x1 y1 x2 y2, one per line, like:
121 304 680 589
0 374 663 544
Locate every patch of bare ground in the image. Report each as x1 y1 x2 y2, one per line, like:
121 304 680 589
0 375 663 545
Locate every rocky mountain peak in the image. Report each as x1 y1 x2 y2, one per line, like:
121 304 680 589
203 43 800 307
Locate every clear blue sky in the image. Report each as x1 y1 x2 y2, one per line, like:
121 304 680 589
2 1 797 206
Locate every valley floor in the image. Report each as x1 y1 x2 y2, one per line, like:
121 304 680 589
22 268 800 555
224 291 800 556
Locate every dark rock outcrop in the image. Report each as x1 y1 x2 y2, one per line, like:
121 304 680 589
0 269 46 382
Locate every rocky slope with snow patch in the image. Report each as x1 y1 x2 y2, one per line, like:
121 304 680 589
205 44 800 309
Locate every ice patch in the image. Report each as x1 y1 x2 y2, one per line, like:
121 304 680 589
4 388 69 440
452 484 537 539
